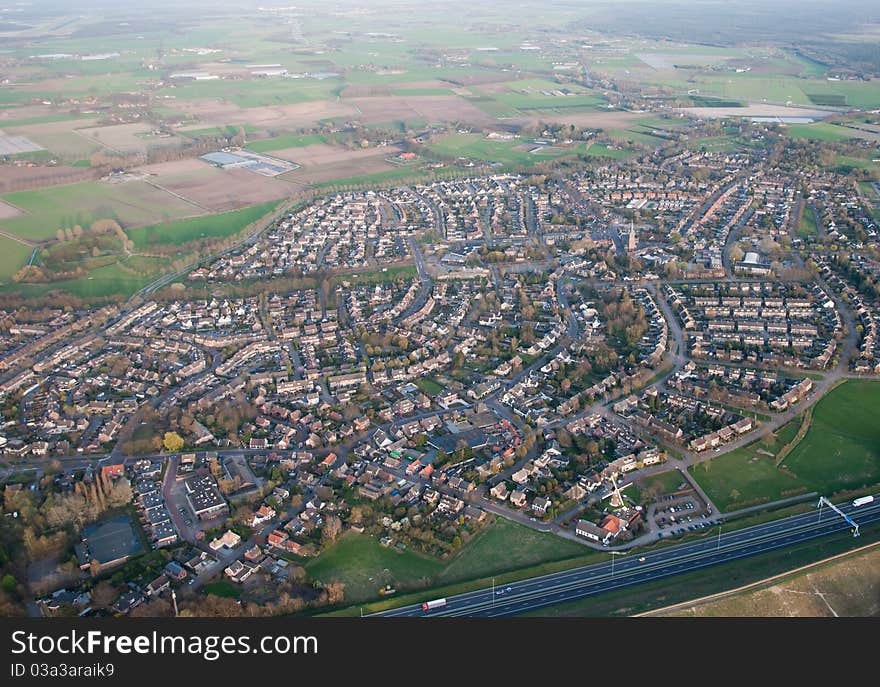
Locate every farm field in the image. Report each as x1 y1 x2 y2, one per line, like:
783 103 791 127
138 159 306 212
75 122 185 154
165 99 360 132
277 144 412 186
157 77 344 109
680 105 833 120
3 117 104 158
177 124 260 138
344 95 499 128
245 133 328 152
692 381 880 512
311 165 441 189
126 200 279 249
271 142 400 167
638 71 880 109
606 127 668 148
0 179 202 242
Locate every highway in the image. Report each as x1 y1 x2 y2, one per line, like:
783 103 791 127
373 495 880 617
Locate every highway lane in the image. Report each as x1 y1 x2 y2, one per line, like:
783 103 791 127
374 495 879 617
447 510 880 617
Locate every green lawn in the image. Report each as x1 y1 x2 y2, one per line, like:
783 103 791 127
692 381 880 511
414 378 444 395
306 519 587 605
435 518 586 585
859 181 878 197
203 580 242 599
782 381 880 492
798 205 818 238
127 201 279 249
305 532 443 603
635 470 689 501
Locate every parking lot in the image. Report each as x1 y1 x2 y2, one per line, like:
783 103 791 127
650 491 718 538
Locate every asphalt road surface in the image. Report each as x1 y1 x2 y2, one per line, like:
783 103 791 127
374 494 879 617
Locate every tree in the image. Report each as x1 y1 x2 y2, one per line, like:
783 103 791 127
1 575 16 594
163 431 185 453
322 515 343 545
90 581 118 609
324 582 345 605
104 478 133 508
556 427 573 449
729 245 745 263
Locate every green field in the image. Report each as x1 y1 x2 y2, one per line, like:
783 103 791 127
127 201 279 249
634 72 880 110
203 580 242 599
690 419 804 512
0 260 159 299
414 378 444 395
434 518 586 584
179 124 260 138
798 205 819 238
583 143 636 159
692 381 880 511
391 88 454 96
306 518 587 604
313 165 444 189
427 133 581 167
635 470 689 500
245 134 328 152
690 135 742 152
0 200 279 295
305 533 444 603
835 155 880 176
158 77 343 109
784 122 854 142
0 181 202 242
606 128 668 148
0 238 34 282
